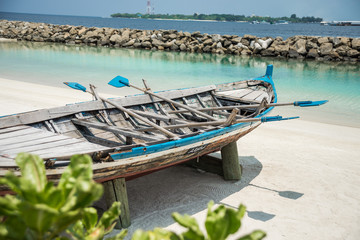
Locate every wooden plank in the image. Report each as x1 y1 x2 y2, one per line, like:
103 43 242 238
241 90 266 101
0 162 18 168
0 131 56 146
72 119 162 142
83 134 122 148
0 125 30 134
216 89 253 99
103 178 131 229
0 127 45 140
221 141 241 180
131 110 174 123
3 138 84 155
0 135 70 151
25 141 109 159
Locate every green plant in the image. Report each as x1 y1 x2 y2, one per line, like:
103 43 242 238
131 201 266 240
0 153 266 240
0 153 126 240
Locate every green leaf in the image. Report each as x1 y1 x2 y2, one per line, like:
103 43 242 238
0 194 20 216
15 153 46 192
0 216 27 240
237 230 266 240
172 212 204 240
205 202 246 240
82 207 98 231
99 201 121 233
18 202 58 235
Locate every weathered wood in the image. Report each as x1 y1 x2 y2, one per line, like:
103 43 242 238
82 134 122 148
0 85 217 129
101 98 179 139
0 127 43 140
72 119 162 142
103 178 131 229
221 141 241 180
3 138 82 155
131 109 174 122
128 83 218 121
0 125 30 134
221 109 239 127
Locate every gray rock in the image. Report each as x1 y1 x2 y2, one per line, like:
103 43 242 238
294 39 307 55
223 40 232 48
243 34 256 40
191 31 202 37
241 49 252 55
307 49 319 58
216 42 223 49
203 45 212 52
236 43 248 49
288 48 300 58
330 37 342 47
170 43 179 51
141 41 152 48
231 37 241 44
123 39 135 47
336 45 351 56
203 39 213 46
183 32 191 37
180 43 187 51
317 37 329 45
110 34 122 43
211 34 221 42
306 40 318 50
347 49 359 58
351 38 360 50
168 33 177 39
151 39 164 47
273 44 289 56
319 43 333 56
261 47 275 56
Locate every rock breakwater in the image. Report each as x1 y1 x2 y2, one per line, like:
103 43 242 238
1 20 359 62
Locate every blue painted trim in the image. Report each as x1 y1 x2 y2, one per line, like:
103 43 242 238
110 65 278 161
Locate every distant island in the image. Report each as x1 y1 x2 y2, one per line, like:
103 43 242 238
110 13 323 23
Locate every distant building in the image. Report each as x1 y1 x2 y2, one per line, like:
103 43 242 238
146 0 154 15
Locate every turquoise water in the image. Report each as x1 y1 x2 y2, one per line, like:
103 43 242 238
0 41 359 127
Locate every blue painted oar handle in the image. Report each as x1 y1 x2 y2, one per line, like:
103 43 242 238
294 100 328 107
261 116 299 122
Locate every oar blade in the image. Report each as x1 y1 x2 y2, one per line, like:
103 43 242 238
108 76 130 88
294 100 329 107
63 82 87 92
261 115 299 122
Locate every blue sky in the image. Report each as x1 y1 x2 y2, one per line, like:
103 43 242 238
1 0 359 21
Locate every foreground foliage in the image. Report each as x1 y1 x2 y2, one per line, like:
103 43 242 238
0 153 265 240
0 153 126 240
132 201 265 240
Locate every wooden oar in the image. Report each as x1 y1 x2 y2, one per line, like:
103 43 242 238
166 100 329 114
135 115 300 132
63 82 180 140
108 76 218 121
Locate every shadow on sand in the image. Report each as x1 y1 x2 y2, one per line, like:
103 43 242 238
103 154 303 237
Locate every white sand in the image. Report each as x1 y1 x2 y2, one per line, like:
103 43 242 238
1 78 359 239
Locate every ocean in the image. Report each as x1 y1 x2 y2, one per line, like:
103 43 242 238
0 12 359 127
1 12 360 40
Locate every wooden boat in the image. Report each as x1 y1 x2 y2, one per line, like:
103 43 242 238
0 65 325 190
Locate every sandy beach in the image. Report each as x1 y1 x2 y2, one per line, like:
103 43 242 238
1 77 359 239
